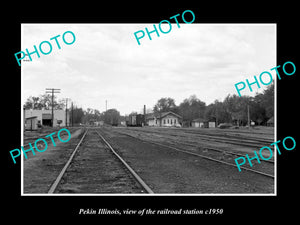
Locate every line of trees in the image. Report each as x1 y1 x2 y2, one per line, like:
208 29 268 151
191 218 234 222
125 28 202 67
81 108 120 125
24 83 273 127
24 94 65 110
153 83 274 126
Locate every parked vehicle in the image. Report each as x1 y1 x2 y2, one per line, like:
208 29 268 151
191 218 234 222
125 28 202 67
217 123 233 129
126 114 145 127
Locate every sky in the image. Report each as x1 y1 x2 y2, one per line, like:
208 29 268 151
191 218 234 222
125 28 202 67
22 23 276 115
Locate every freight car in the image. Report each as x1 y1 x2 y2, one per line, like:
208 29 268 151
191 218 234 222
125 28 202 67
126 114 145 127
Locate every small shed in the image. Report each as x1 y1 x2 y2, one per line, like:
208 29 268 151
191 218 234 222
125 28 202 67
192 118 207 128
192 118 216 128
208 121 216 128
267 117 274 127
25 116 38 130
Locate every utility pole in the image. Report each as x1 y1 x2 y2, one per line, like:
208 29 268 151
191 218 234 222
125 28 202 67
106 100 107 112
247 104 250 129
159 107 162 127
65 98 70 127
71 102 74 127
65 98 68 127
46 88 61 127
215 104 218 127
143 105 146 126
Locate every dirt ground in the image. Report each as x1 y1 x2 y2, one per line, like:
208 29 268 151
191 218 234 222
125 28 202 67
100 128 274 194
23 128 84 193
112 126 275 175
55 129 145 194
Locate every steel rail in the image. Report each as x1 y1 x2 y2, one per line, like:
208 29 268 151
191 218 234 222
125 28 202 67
118 128 275 164
125 127 272 149
114 129 275 164
47 128 89 194
201 147 274 164
165 128 274 143
147 141 274 179
95 130 154 194
111 129 274 179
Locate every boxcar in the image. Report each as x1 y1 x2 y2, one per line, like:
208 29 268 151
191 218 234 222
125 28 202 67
126 114 145 127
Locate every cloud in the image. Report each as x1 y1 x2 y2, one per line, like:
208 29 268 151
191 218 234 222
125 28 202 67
22 24 276 114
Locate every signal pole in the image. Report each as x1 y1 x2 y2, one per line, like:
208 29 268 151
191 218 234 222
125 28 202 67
46 88 61 127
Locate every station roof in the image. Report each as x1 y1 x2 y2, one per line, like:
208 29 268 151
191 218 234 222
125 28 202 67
146 111 182 120
25 116 38 120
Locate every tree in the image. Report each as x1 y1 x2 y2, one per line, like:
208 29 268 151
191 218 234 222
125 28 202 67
24 94 64 110
103 109 120 125
72 107 84 124
153 97 177 114
223 94 252 126
248 99 266 125
255 83 274 119
94 109 101 118
178 95 206 126
149 84 274 127
82 108 103 124
86 108 94 115
205 100 231 125
222 94 271 126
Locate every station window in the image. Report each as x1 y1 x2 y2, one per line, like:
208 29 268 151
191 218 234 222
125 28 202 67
171 119 173 124
174 119 176 124
164 119 166 124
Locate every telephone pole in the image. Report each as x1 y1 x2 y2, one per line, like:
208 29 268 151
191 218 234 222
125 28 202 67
65 98 71 127
247 104 250 129
46 88 61 127
71 102 74 127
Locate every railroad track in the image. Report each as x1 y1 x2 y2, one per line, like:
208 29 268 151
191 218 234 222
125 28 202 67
161 140 274 164
110 128 274 179
113 127 275 163
47 128 154 194
170 129 273 145
146 127 274 143
125 127 273 148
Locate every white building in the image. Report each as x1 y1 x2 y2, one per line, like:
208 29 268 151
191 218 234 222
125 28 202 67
192 118 216 128
146 111 182 127
24 109 69 130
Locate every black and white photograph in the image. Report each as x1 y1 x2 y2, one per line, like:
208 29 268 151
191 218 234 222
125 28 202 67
21 23 276 195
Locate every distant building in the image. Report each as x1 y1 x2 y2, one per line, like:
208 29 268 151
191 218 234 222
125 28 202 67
192 118 216 128
94 121 104 126
267 117 274 127
24 109 69 130
25 116 39 131
208 121 216 128
192 118 206 128
146 111 182 127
